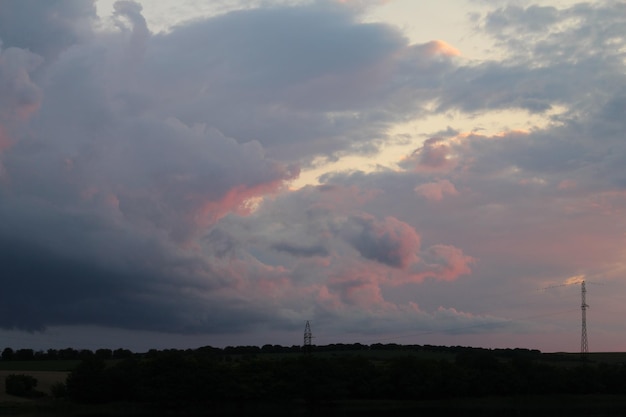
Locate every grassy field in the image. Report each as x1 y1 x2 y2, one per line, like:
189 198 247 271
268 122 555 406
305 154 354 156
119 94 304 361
584 352 626 364
271 349 626 367
537 351 626 368
2 396 626 416
0 361 79 372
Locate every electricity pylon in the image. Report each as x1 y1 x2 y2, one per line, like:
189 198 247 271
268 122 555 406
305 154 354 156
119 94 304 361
581 280 589 356
541 278 592 355
304 320 312 353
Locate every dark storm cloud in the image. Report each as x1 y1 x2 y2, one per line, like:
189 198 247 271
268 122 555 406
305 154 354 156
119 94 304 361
0 207 278 334
0 1 303 333
0 0 97 59
0 237 193 332
125 4 456 161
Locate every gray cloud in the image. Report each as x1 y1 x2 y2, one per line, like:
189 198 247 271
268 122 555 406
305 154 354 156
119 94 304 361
0 48 43 112
0 0 96 59
118 4 458 162
439 2 626 116
337 214 420 269
271 242 329 258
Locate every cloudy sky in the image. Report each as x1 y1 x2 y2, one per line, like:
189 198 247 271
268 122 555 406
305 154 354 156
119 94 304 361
0 0 625 353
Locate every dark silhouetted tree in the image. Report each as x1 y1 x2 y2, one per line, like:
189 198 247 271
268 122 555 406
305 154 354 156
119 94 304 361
1 347 14 360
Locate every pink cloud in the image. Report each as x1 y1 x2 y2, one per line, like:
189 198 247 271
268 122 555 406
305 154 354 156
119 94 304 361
409 244 475 282
558 180 577 190
415 179 459 201
339 214 421 269
403 137 456 172
203 200 476 320
199 167 298 225
328 268 387 308
316 285 343 311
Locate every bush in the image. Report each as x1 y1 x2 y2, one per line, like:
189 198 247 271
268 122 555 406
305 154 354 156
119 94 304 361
5 374 44 398
50 381 67 398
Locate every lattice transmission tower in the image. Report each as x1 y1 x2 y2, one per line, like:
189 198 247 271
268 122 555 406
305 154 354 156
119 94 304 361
303 320 312 353
580 280 589 355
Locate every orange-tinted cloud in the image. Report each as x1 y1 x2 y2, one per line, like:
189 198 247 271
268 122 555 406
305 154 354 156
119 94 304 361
423 40 461 57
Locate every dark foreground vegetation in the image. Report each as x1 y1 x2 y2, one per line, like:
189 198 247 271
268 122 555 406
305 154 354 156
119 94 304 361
4 344 626 415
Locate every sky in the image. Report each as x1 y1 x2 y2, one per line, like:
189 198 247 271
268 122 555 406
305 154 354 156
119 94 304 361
0 0 625 353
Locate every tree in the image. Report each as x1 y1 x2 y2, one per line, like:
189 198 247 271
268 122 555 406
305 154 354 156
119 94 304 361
112 348 133 359
95 348 113 360
15 349 34 361
58 348 79 360
66 357 108 403
46 349 59 360
1 347 14 361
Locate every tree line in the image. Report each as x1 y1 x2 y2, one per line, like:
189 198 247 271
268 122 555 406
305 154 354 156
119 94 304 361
5 343 626 407
1 347 133 361
0 343 540 361
59 347 626 406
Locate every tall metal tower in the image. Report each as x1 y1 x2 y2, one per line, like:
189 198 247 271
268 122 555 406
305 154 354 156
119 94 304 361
580 280 589 355
304 320 312 353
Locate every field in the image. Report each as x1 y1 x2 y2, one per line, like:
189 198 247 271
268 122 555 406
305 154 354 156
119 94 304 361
2 395 626 417
0 360 79 372
0 360 77 404
265 348 626 366
0 370 67 402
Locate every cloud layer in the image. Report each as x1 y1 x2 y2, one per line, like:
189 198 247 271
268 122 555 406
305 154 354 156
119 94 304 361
0 0 625 351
